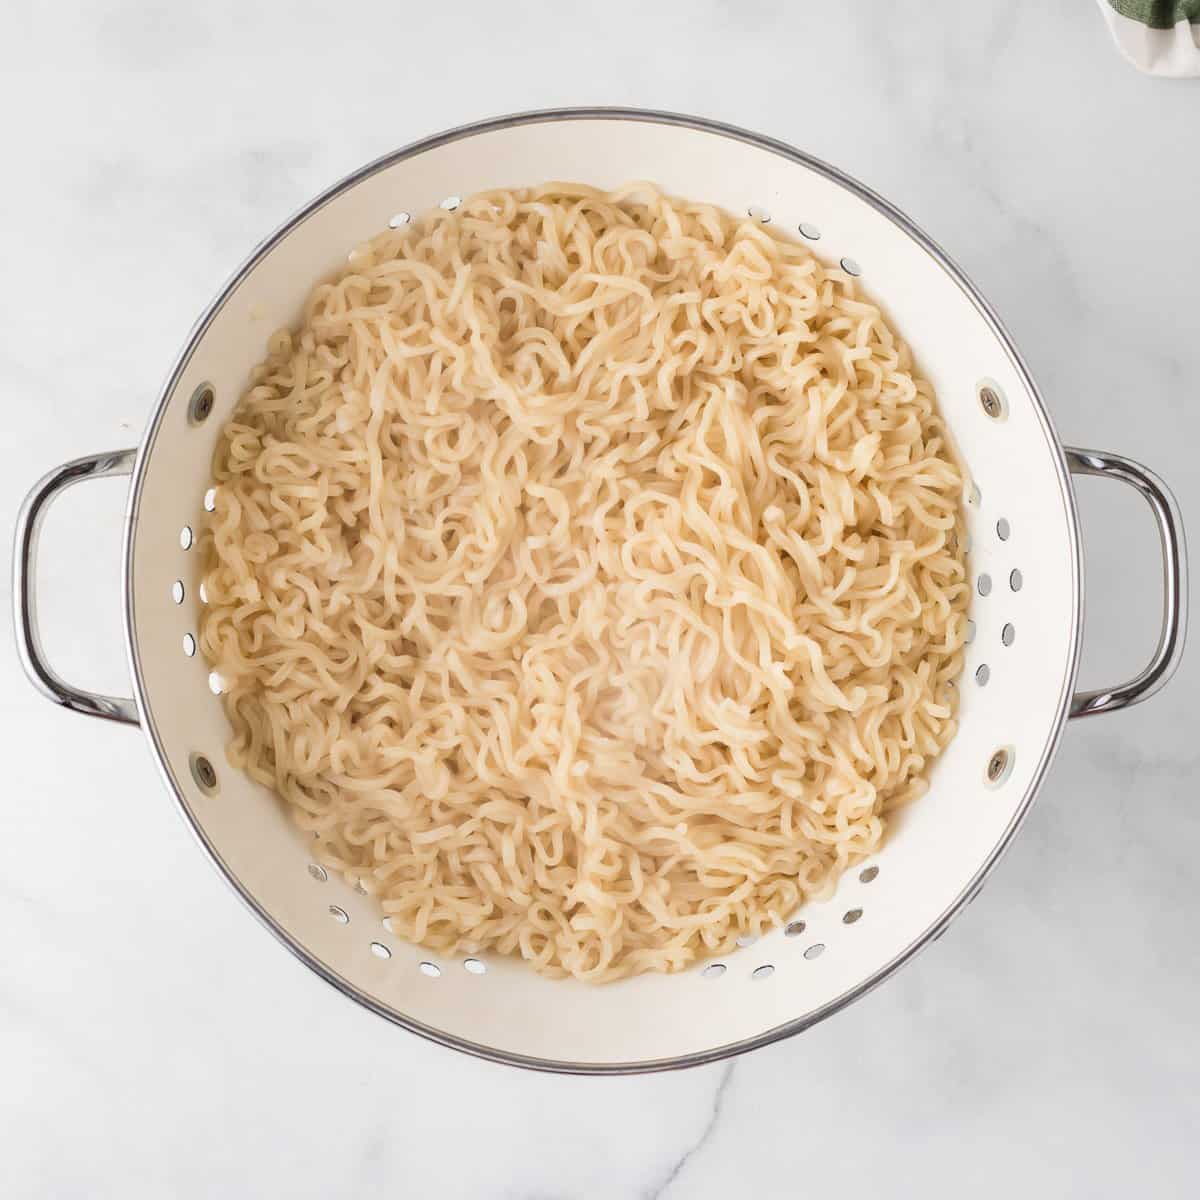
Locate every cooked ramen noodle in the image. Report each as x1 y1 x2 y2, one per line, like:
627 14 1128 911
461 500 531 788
200 183 968 982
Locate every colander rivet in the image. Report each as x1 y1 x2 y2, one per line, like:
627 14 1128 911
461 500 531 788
190 753 217 794
987 748 1009 783
189 383 215 425
978 384 1006 420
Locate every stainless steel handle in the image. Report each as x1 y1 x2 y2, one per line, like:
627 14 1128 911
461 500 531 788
12 448 140 726
1066 447 1188 719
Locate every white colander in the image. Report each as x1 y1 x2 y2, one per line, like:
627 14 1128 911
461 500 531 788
13 109 1188 1074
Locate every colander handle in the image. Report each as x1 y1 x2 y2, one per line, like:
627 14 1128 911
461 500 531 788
12 448 140 727
1066 447 1188 719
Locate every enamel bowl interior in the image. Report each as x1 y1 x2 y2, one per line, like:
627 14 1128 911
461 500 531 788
125 113 1080 1071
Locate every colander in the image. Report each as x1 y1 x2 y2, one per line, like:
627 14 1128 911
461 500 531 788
13 109 1188 1074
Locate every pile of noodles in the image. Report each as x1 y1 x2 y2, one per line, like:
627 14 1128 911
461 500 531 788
200 183 968 982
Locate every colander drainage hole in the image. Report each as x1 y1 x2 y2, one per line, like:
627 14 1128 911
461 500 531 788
419 961 441 978
1010 568 1024 592
463 958 486 975
388 212 411 228
1002 622 1016 647
798 223 821 240
208 671 225 695
996 517 1011 541
369 942 391 959
307 863 328 882
328 906 349 925
381 916 395 933
752 964 775 980
803 943 825 961
735 934 757 948
203 487 216 512
843 908 863 925
748 205 771 224
440 195 461 211
180 525 193 550
840 257 862 277
976 663 991 686
171 580 185 604
977 574 992 597
859 866 879 883
784 921 806 937
702 962 726 978
182 633 196 657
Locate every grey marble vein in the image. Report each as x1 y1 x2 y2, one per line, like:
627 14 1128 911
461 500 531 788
642 1064 736 1200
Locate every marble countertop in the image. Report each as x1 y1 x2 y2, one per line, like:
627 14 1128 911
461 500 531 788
2 3 1197 1197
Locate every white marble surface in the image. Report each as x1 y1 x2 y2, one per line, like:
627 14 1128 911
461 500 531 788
2 3 1197 1197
